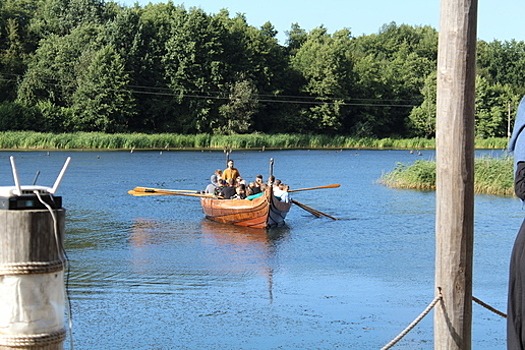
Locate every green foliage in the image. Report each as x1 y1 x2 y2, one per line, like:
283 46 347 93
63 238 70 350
217 78 258 134
71 45 135 132
0 2 523 138
29 0 110 37
474 157 514 196
17 23 104 106
380 156 514 196
290 27 354 133
408 72 437 137
35 100 71 132
477 39 525 89
0 131 504 150
0 101 40 131
162 7 228 133
380 160 436 190
475 76 515 137
348 23 438 137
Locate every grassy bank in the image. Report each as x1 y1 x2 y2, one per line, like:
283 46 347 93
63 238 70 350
0 131 510 150
380 157 514 196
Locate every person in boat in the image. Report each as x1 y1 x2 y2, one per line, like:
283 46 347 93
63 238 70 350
232 184 247 200
251 174 264 194
204 174 219 194
215 179 227 196
246 175 266 201
279 183 290 203
245 184 254 196
222 159 240 181
273 182 290 203
219 178 236 199
236 176 246 186
272 179 281 195
248 181 260 195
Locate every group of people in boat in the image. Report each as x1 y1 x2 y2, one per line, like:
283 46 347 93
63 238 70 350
204 159 290 202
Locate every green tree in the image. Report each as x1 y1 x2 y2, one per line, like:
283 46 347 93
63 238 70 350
163 7 230 133
348 23 438 137
290 27 355 133
127 2 185 132
285 23 307 56
0 101 40 130
0 0 39 101
408 72 437 137
216 12 291 132
29 0 109 37
217 77 258 134
71 45 135 132
17 23 103 107
475 76 516 138
477 39 525 90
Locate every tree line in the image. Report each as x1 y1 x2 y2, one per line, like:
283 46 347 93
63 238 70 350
1 0 524 137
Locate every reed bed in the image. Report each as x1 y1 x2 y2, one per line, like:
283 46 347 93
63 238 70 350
380 160 437 191
0 132 510 151
380 156 514 196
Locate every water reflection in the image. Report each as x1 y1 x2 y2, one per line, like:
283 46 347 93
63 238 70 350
127 218 290 301
130 218 161 247
199 220 289 302
199 219 289 246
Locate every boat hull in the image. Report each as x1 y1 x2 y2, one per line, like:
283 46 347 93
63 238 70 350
200 190 291 229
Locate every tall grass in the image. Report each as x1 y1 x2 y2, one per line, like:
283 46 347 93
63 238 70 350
380 160 437 191
380 156 514 196
0 131 510 150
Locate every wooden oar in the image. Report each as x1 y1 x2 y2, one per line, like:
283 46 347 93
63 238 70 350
291 199 337 220
128 188 216 198
289 183 340 193
132 186 199 194
127 190 166 196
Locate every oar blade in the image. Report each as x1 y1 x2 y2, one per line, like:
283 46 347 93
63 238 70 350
291 199 337 220
128 190 166 196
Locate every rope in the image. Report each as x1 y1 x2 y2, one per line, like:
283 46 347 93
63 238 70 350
381 290 443 350
381 291 506 349
0 328 66 347
0 260 64 275
472 296 507 318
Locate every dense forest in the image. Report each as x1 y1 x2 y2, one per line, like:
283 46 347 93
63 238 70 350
1 0 524 138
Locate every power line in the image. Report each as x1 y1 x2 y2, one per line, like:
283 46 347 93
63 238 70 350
0 73 418 108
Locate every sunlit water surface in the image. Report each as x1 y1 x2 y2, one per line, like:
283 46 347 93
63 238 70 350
2 149 516 349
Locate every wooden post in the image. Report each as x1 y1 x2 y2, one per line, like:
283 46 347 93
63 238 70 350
435 0 478 349
0 209 66 350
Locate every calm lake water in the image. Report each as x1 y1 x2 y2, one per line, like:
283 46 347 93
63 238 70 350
3 149 518 349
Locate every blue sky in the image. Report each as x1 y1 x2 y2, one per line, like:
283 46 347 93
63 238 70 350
118 0 522 44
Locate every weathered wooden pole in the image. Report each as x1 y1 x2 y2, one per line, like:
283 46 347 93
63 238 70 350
434 0 478 349
0 209 66 350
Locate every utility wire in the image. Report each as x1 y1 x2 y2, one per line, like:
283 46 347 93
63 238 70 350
0 73 419 108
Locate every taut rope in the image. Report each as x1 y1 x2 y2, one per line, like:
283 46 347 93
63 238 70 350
381 289 443 350
472 296 507 318
381 289 507 349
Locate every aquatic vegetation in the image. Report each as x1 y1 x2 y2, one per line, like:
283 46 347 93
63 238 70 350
380 156 514 196
0 131 509 151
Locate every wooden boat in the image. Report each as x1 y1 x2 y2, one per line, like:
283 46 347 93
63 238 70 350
200 187 291 229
